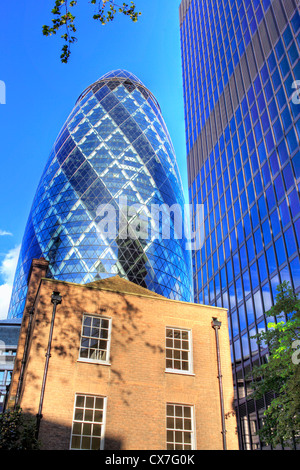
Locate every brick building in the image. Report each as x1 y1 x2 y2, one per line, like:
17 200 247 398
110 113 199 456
7 259 238 450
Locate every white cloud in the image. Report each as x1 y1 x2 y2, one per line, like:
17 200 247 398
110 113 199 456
0 245 20 319
0 229 12 236
0 283 13 320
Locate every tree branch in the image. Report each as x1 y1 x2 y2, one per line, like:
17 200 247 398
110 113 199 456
42 1 141 63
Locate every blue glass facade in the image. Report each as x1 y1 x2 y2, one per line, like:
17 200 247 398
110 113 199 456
180 0 300 449
8 70 192 319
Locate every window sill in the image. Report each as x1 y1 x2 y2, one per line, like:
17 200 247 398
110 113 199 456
77 358 111 366
165 369 195 377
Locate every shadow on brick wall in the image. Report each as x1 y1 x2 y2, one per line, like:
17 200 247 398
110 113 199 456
7 281 164 449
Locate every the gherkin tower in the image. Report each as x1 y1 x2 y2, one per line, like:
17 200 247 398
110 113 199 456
8 70 192 319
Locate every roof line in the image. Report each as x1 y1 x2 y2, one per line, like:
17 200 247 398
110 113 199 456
40 277 227 311
75 76 161 112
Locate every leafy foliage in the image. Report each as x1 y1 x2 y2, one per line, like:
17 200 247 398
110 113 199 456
248 281 300 447
0 407 40 450
42 1 141 63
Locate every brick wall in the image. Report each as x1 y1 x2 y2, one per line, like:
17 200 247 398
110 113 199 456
8 272 238 450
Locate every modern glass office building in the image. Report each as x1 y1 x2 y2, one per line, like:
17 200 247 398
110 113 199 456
180 0 300 449
8 69 192 319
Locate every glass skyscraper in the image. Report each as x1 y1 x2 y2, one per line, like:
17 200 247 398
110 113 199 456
8 69 192 319
180 0 300 449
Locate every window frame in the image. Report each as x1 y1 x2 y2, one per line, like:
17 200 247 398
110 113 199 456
165 326 194 375
69 393 107 450
166 403 196 450
78 313 112 365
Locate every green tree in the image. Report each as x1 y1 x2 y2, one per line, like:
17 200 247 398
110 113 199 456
43 0 141 63
0 407 40 450
249 281 300 448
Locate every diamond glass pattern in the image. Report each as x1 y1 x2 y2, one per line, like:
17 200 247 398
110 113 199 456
8 70 192 318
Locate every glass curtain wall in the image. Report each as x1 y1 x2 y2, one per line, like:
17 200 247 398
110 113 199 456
179 0 300 449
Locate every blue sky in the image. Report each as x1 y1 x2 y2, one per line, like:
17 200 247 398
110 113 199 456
0 1 187 317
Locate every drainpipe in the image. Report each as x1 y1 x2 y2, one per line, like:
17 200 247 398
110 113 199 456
15 307 35 409
36 291 62 439
211 317 227 450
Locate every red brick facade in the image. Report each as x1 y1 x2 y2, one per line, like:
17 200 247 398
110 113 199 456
8 259 238 450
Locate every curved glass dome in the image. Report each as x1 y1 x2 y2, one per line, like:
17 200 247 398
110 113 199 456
8 70 192 318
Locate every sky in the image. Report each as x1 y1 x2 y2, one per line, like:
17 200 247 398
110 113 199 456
0 0 187 318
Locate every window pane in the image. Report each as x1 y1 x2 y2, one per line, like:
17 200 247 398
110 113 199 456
72 422 81 435
284 227 296 257
71 436 81 449
275 237 286 266
291 257 300 289
76 395 85 407
258 255 267 282
266 245 277 274
91 437 101 450
85 396 94 408
246 297 255 326
75 409 84 421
